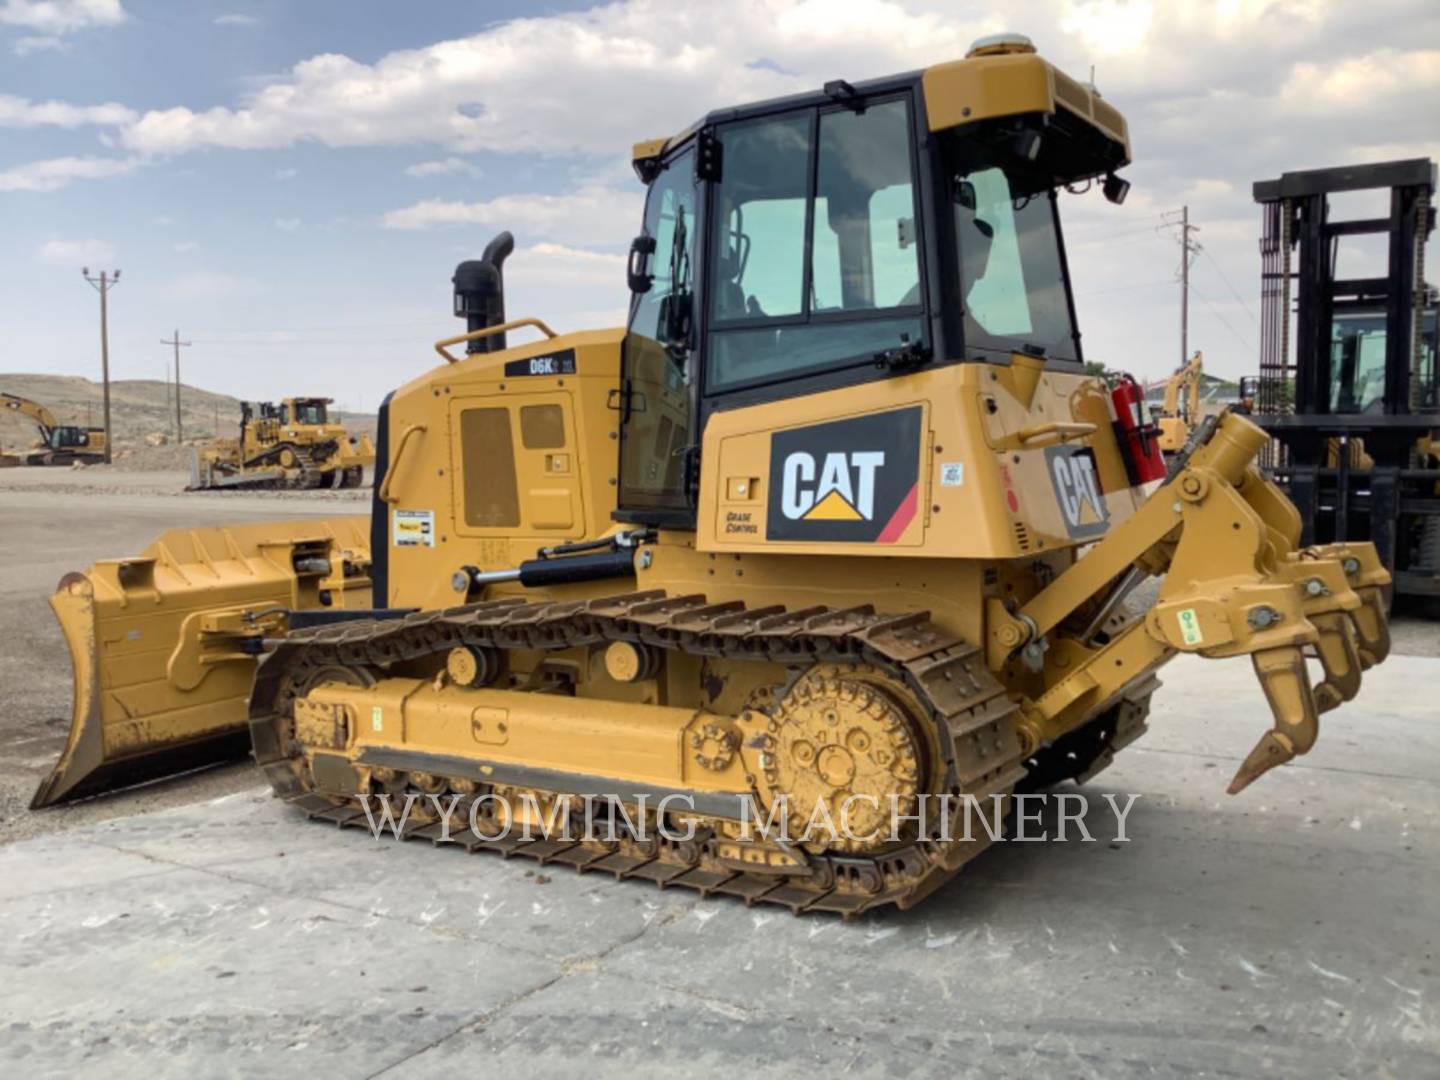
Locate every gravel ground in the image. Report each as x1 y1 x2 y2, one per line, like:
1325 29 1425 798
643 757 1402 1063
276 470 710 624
0 463 371 501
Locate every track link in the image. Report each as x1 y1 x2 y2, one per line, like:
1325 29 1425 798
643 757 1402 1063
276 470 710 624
249 591 1148 916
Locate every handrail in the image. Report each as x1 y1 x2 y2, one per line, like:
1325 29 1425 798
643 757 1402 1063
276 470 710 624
1015 421 1096 448
378 423 427 505
433 318 558 363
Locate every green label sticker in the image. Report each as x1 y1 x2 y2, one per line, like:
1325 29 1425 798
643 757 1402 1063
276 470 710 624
1177 608 1203 646
371 706 384 732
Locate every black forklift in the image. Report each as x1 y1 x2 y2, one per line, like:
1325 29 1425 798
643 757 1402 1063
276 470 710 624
1244 158 1439 611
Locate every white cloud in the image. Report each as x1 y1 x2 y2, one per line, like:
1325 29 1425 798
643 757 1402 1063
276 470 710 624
0 154 140 191
1279 48 1440 116
506 242 626 286
405 156 481 178
383 185 641 247
173 240 199 253
214 13 258 26
0 93 135 127
274 167 298 179
117 1 977 157
12 33 65 54
0 0 125 33
36 237 115 265
274 217 301 232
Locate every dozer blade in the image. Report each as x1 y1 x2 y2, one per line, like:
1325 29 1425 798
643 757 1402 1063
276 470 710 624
31 517 371 809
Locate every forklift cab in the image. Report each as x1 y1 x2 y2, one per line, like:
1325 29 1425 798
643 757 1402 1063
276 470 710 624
1330 305 1439 414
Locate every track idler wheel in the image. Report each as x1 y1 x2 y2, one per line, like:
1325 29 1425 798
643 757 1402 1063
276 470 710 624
1230 645 1319 794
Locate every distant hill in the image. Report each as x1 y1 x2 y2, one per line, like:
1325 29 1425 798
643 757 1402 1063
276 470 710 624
0 373 376 453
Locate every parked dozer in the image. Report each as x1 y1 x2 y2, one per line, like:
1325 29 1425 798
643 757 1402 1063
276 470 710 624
1 391 107 465
33 35 1394 916
189 396 375 489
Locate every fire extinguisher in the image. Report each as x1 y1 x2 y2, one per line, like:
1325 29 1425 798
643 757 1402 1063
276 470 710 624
1111 376 1167 486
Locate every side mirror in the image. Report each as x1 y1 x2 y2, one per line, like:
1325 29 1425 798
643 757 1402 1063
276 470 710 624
658 291 692 347
627 234 657 294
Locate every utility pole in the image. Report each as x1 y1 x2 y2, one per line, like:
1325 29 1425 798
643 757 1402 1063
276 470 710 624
161 329 191 443
82 267 120 463
1162 207 1202 366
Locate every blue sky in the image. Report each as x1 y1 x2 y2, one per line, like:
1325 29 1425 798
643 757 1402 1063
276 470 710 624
2 0 1436 410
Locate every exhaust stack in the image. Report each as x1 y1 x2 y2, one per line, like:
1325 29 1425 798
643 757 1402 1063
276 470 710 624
452 231 515 354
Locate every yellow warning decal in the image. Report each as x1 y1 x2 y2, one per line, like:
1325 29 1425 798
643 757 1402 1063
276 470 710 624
371 706 384 732
1177 608 1204 646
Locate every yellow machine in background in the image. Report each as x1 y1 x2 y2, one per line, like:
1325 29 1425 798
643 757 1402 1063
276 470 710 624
34 35 1393 916
189 396 375 489
1156 352 1205 453
1 391 107 466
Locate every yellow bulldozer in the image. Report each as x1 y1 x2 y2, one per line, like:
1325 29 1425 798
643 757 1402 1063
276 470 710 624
1 391 108 466
189 396 375 489
32 35 1394 916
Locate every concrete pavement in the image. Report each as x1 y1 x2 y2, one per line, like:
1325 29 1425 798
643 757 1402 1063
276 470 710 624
2 652 1436 1078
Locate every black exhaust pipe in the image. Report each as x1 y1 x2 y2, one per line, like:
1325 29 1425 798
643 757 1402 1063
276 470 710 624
452 231 515 354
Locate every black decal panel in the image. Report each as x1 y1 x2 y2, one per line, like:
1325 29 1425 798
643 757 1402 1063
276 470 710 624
503 349 577 378
1045 444 1109 539
765 407 923 543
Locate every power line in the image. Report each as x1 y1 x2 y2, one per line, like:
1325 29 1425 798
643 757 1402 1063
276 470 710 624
1200 247 1260 327
81 267 121 464
1191 282 1257 355
1160 207 1202 366
191 336 429 347
1074 278 1174 299
161 329 191 441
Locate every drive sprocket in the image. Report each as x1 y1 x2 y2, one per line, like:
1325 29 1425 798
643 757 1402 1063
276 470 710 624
757 664 926 854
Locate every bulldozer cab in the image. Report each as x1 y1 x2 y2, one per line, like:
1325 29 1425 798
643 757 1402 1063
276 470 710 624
617 37 1128 525
285 398 331 427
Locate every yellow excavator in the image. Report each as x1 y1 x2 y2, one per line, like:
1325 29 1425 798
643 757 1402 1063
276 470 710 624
189 396 375 489
1155 352 1205 453
32 35 1393 916
1 391 107 466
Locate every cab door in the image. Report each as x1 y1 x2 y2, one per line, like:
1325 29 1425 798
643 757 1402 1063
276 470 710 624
616 144 699 525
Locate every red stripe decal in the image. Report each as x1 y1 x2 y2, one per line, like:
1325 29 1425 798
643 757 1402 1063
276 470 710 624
875 484 918 544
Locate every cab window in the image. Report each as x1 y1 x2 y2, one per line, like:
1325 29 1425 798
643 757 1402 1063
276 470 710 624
618 147 698 514
706 97 924 394
294 401 328 425
951 163 1079 362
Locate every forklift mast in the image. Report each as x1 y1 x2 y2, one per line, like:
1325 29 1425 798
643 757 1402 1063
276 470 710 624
1250 158 1438 603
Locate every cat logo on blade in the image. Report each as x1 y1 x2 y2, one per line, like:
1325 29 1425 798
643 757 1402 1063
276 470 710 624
766 407 922 543
1045 444 1109 539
